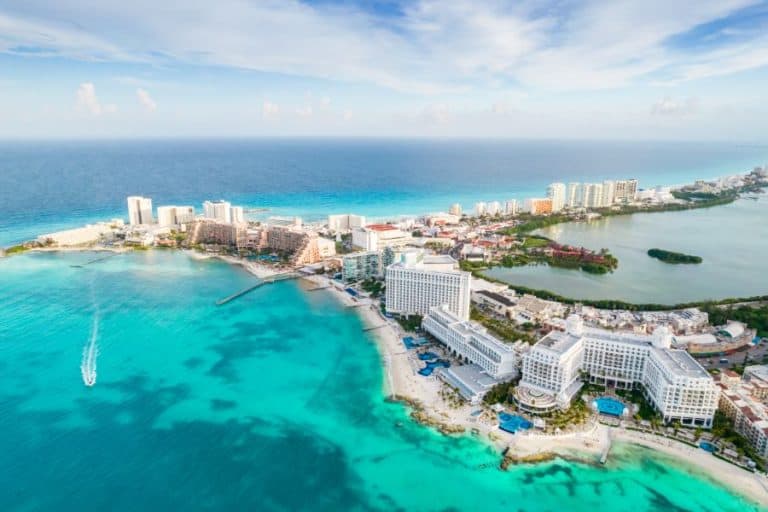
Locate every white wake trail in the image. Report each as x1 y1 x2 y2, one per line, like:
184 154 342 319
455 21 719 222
81 314 99 387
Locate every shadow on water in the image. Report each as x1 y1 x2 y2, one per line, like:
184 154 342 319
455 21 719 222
0 375 382 512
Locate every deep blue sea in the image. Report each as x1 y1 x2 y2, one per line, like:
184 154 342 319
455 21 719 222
1 138 767 245
1 139 767 511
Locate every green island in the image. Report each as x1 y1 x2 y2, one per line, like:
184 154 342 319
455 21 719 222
647 248 703 264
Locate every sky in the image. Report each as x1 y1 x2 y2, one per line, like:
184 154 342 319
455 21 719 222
1 0 768 139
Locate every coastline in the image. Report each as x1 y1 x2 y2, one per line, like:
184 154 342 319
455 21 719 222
299 273 768 507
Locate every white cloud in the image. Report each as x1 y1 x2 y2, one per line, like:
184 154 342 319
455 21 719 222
320 96 331 107
75 82 116 115
422 103 451 124
3 0 764 96
651 96 698 116
262 100 280 118
136 88 157 112
342 110 353 121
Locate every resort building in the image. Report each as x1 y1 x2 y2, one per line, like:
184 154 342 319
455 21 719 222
509 294 567 324
189 220 244 246
601 180 616 206
127 196 153 225
716 366 768 459
546 182 566 212
487 201 501 216
203 200 232 223
342 251 382 282
351 224 411 251
517 315 719 427
471 289 515 318
581 183 604 209
328 214 366 233
385 255 471 320
156 205 195 228
523 198 552 215
448 203 462 216
423 304 517 379
474 202 487 216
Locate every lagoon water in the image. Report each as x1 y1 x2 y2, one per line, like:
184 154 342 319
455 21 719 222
0 250 761 511
486 195 768 304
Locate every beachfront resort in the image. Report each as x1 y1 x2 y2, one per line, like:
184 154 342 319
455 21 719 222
3 164 768 500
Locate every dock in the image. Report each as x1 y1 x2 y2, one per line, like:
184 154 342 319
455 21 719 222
215 272 299 306
71 252 120 268
363 324 387 332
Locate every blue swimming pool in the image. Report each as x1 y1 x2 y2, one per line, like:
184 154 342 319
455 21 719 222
700 441 718 453
402 336 427 349
498 413 533 433
418 359 450 376
594 397 626 417
418 352 439 361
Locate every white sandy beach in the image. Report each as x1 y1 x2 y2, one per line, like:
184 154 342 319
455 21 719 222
302 273 768 507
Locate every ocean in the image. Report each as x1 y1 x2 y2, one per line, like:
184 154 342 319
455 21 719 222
1 139 767 511
1 138 767 245
0 250 761 511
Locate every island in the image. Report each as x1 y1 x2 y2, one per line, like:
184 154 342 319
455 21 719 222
647 248 703 264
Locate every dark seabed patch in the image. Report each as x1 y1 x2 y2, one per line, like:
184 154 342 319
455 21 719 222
210 398 237 411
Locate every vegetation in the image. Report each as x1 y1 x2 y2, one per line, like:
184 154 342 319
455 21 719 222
711 411 764 469
470 307 536 344
647 248 703 264
395 314 423 332
615 388 659 421
360 278 384 298
703 303 768 337
483 380 517 405
5 244 29 254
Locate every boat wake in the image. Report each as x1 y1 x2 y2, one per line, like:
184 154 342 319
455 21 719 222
81 315 99 387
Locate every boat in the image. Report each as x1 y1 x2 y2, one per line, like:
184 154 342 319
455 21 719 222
81 316 99 387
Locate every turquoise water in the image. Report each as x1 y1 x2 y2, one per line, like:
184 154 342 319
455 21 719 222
0 250 763 511
486 195 768 303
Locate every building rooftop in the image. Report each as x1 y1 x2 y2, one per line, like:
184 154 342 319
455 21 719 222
651 348 709 379
537 330 583 355
366 224 399 232
475 289 514 307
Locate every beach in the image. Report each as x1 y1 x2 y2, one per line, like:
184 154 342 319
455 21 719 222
300 273 768 507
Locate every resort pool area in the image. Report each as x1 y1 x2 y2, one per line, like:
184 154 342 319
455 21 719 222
594 397 626 417
402 336 427 349
498 413 533 433
418 359 450 376
418 352 439 361
700 441 718 453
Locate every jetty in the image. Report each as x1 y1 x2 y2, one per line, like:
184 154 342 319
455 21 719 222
363 324 387 332
71 252 120 268
215 272 299 306
600 430 614 464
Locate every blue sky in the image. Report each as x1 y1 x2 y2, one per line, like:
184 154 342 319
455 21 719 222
1 0 768 139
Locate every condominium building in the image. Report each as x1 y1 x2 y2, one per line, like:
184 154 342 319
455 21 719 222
581 183 604 209
156 205 195 227
423 304 517 379
342 251 382 282
614 179 639 203
231 206 245 224
504 199 519 215
523 198 552 215
517 315 719 426
127 196 153 225
328 214 366 233
385 255 471 320
487 201 501 216
474 202 487 216
566 182 581 208
449 203 463 216
601 180 616 206
546 182 566 212
189 220 244 246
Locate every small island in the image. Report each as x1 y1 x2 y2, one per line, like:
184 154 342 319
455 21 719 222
647 248 703 264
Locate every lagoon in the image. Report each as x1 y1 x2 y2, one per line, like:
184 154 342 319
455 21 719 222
486 195 768 304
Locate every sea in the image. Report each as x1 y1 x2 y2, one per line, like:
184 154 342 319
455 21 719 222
1 139 767 511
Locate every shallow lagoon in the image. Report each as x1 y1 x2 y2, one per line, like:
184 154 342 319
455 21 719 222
486 196 768 304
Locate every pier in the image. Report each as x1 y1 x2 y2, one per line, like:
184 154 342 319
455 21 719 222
363 324 387 332
215 272 299 306
600 430 613 464
71 252 120 268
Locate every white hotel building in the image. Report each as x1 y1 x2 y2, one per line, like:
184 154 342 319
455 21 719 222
385 255 471 321
423 304 517 379
517 315 719 427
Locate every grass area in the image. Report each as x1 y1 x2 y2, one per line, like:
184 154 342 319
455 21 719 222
521 236 550 249
647 248 703 264
483 380 517 405
470 307 536 344
615 388 660 421
711 411 764 469
360 278 384 298
5 245 29 254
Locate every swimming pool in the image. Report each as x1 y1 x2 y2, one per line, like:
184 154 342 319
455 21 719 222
498 413 533 433
699 441 718 453
418 352 439 361
418 359 450 376
594 397 626 417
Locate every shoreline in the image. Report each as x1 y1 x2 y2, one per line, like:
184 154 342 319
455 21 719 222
299 274 768 507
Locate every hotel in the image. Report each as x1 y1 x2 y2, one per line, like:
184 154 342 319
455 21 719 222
156 205 195 227
127 196 153 225
385 254 471 320
517 315 719 427
423 304 517 379
546 183 566 212
342 251 382 282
